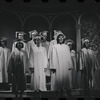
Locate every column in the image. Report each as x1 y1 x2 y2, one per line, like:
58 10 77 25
48 23 53 41
75 23 81 53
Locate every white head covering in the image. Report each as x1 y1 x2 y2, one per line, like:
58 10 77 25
35 34 41 40
29 30 38 38
40 31 48 36
55 30 66 39
65 39 74 44
82 37 90 45
0 37 8 42
15 31 26 38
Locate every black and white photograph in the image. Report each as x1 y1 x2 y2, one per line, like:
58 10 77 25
0 0 100 100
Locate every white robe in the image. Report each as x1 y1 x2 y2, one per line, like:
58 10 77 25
48 40 57 60
29 45 48 91
27 40 36 58
48 39 57 90
11 41 29 72
8 48 29 92
70 50 78 89
0 47 10 83
79 48 99 89
42 41 50 76
27 40 36 74
42 41 50 55
50 44 73 91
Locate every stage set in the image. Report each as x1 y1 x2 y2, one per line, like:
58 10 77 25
0 0 100 100
0 81 100 100
0 76 100 100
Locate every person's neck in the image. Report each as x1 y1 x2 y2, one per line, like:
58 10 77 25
18 39 23 41
59 42 63 45
37 43 41 47
85 47 89 49
43 40 46 43
32 38 35 41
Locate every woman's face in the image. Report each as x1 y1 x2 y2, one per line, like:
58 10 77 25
42 35 47 42
67 42 73 50
16 42 23 50
84 41 90 48
53 31 58 39
53 34 57 39
31 35 36 40
35 37 41 46
1 40 6 47
18 34 23 40
58 35 64 44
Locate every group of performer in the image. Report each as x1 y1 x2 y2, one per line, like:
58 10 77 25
0 29 99 97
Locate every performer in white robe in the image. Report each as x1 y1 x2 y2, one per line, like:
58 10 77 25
27 30 38 58
40 31 50 77
48 30 59 91
65 39 78 89
12 31 28 52
8 41 29 98
40 31 50 55
50 33 73 91
48 30 58 60
11 31 29 72
95 48 100 89
79 37 99 90
0 37 10 84
27 30 38 75
29 35 48 91
48 30 66 60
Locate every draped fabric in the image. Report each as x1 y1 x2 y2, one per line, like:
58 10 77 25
70 50 78 89
42 41 50 76
94 50 100 89
27 40 36 75
27 40 36 59
48 40 57 60
42 41 50 55
50 44 73 91
8 47 29 92
0 47 10 83
79 48 99 89
48 39 57 90
8 50 27 92
12 41 29 72
29 44 48 91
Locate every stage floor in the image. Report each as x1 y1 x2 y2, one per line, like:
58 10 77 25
0 89 100 100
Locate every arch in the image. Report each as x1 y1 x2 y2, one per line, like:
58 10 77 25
0 11 23 49
78 11 100 25
52 13 77 50
24 14 50 25
0 10 24 25
51 13 77 25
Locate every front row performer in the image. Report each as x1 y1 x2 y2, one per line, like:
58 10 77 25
79 37 99 90
1 30 100 93
27 30 38 58
29 34 48 91
8 32 29 98
65 39 78 89
49 31 73 91
0 37 10 89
